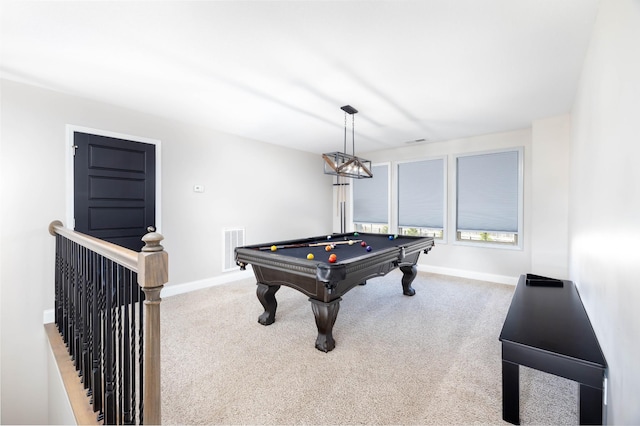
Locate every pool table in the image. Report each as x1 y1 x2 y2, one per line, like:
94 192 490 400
235 232 434 352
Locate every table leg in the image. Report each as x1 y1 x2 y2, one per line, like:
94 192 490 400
502 359 520 425
309 298 341 352
579 384 603 425
399 264 417 296
256 283 280 325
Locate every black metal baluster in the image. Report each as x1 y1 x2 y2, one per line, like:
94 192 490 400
131 270 139 425
104 259 117 425
54 234 63 329
83 247 93 393
129 270 140 425
61 236 70 345
138 278 144 425
116 264 124 425
70 241 77 365
122 266 133 424
75 243 85 376
94 254 105 422
79 245 90 388
72 241 82 369
85 251 93 399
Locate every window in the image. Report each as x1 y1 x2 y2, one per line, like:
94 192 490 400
352 164 389 233
397 158 445 239
455 149 522 247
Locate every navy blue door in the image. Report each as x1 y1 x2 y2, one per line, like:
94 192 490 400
74 132 156 251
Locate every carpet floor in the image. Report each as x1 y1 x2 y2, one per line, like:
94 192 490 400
160 271 578 425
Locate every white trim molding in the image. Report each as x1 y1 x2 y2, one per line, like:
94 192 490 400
418 264 518 286
160 268 255 298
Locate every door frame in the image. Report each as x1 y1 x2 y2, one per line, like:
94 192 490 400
65 124 162 235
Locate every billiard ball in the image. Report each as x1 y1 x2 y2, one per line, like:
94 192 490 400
348 240 354 245
366 246 372 252
388 235 394 240
328 253 337 263
270 245 278 251
353 232 359 236
360 241 366 247
325 245 332 252
307 253 314 260
327 235 332 240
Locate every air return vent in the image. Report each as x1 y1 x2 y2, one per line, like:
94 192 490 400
223 228 245 272
405 138 429 144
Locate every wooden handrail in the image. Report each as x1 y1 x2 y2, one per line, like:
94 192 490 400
49 220 167 424
49 220 138 271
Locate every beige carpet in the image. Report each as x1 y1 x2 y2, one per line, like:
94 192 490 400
160 271 578 425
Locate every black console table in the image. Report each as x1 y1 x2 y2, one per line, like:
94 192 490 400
499 274 607 425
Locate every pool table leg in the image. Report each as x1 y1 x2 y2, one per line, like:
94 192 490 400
309 298 341 352
256 283 280 325
399 264 417 296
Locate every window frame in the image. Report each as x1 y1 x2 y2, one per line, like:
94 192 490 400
452 147 524 250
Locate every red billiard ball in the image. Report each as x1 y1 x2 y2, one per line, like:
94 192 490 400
360 241 366 247
328 253 337 263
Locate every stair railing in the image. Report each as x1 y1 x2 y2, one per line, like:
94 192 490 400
49 220 167 425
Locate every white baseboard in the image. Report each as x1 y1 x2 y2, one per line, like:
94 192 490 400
417 264 518 286
42 268 255 324
161 268 254 298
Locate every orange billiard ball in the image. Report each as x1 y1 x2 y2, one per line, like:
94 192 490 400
328 253 337 263
325 245 332 252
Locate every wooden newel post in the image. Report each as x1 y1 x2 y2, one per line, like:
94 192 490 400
138 228 168 425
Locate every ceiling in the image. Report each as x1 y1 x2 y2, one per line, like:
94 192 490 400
1 1 600 155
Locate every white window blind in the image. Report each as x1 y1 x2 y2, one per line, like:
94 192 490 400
352 164 388 224
456 151 519 233
398 159 444 229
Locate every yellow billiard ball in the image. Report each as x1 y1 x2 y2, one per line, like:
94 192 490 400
270 245 277 251
307 253 314 260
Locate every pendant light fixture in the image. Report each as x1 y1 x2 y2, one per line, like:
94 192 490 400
322 105 373 179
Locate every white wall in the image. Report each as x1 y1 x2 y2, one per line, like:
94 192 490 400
0 79 333 424
569 0 640 423
531 115 571 279
361 128 535 284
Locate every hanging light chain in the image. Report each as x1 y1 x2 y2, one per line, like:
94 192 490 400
343 111 348 154
352 112 355 156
